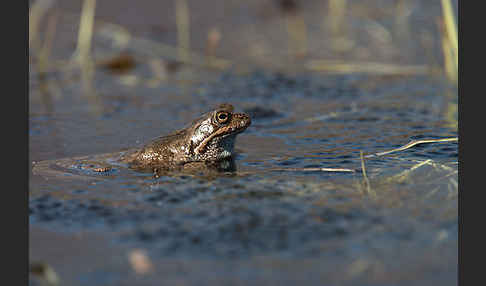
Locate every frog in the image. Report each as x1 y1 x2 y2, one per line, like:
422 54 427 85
122 103 251 171
32 103 251 178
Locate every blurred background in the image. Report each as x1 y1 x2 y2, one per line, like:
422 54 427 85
30 0 458 77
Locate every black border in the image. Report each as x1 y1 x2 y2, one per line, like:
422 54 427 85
24 0 30 284
14 0 29 284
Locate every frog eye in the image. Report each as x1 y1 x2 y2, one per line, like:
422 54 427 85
215 111 230 124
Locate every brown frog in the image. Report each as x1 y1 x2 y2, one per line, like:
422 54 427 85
122 103 251 171
32 103 251 178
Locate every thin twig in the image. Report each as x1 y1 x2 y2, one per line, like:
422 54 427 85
364 137 458 158
235 167 356 176
269 167 356 172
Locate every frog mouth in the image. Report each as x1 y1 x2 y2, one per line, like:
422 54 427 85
193 114 250 155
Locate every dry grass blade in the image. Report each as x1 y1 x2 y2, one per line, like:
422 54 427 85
384 159 432 184
306 60 431 75
237 167 356 176
74 0 97 63
36 9 59 77
440 24 455 83
271 167 355 172
285 11 308 58
438 0 458 84
206 27 222 66
327 0 347 35
326 0 354 52
360 150 375 197
29 0 56 49
441 0 458 67
71 0 98 99
364 137 458 158
176 0 191 63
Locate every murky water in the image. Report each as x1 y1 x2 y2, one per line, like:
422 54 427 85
30 68 457 285
29 1 457 285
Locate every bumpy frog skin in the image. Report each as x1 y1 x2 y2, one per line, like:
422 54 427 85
123 103 251 170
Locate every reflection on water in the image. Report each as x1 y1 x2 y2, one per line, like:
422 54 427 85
30 69 457 285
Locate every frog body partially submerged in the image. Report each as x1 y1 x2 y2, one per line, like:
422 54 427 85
32 104 251 178
123 103 251 170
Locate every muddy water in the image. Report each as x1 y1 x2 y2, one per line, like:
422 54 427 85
30 68 457 286
29 2 457 286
